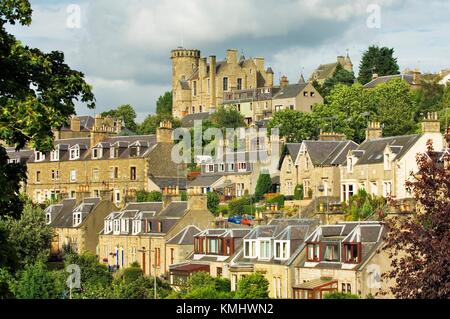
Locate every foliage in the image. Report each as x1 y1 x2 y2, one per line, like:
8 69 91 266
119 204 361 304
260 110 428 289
383 141 450 299
156 91 173 115
0 268 14 298
136 190 163 202
323 291 360 299
267 109 319 143
207 192 220 214
102 104 137 133
211 106 245 128
2 203 54 269
358 45 400 85
228 197 250 215
181 272 233 299
138 112 181 135
64 252 112 290
266 194 285 208
10 261 65 299
254 173 273 201
294 184 304 200
234 273 269 299
321 63 355 97
343 189 386 221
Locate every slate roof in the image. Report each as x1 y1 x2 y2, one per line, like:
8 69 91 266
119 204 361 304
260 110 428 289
346 134 422 165
303 140 359 166
363 74 416 89
158 202 188 218
181 112 212 128
48 198 100 228
150 176 187 190
272 83 308 99
5 148 34 163
188 175 223 187
311 62 338 81
166 225 202 245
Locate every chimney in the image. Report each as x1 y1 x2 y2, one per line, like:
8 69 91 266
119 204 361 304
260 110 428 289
253 57 265 72
319 131 346 141
90 114 109 147
280 75 289 88
421 112 440 134
226 49 238 65
372 73 379 80
70 116 81 132
187 187 208 211
162 186 181 208
156 120 173 144
365 122 382 140
209 55 217 108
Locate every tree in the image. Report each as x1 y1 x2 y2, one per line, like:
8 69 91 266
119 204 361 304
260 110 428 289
211 106 245 128
267 109 319 143
323 291 359 299
234 272 269 299
207 192 220 214
10 261 65 299
136 190 163 202
3 203 54 269
383 141 450 299
343 189 386 221
156 91 173 115
0 0 94 217
177 272 232 299
102 104 137 133
138 113 181 135
321 64 355 97
228 197 250 216
254 173 273 201
358 45 400 85
294 184 304 200
64 253 112 289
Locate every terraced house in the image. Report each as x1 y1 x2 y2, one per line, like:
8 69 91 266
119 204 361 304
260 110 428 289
279 133 358 199
293 221 391 299
229 219 318 299
26 118 186 206
98 188 214 277
340 114 444 202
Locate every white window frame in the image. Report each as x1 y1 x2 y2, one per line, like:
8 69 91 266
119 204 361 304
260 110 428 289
258 239 272 260
73 212 82 227
218 163 225 172
274 240 289 260
347 157 354 173
113 220 120 235
69 145 80 160
237 162 247 172
92 148 102 160
35 151 45 162
244 240 257 258
205 164 215 173
50 150 59 161
114 189 121 204
70 170 77 183
92 168 99 182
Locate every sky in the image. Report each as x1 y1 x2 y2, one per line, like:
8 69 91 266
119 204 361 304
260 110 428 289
7 0 450 122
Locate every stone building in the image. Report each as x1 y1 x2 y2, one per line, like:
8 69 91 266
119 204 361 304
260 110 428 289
293 221 392 299
26 118 186 206
46 197 118 256
271 78 324 113
97 187 215 277
53 115 124 140
171 48 274 118
310 55 353 84
279 133 358 199
340 114 444 202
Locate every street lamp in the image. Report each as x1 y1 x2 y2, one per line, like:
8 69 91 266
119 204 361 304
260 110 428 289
138 247 157 299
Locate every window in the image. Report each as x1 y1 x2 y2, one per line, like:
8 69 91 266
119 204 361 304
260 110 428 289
305 157 310 170
111 167 119 179
192 106 195 114
289 104 294 110
310 92 315 97
114 190 121 204
170 248 175 265
237 78 242 90
383 181 392 197
347 157 354 172
7 158 19 164
207 79 210 94
113 220 120 233
344 243 360 263
218 163 225 172
35 151 45 162
92 168 99 182
223 77 229 91
50 150 59 161
51 170 59 181
205 164 214 173
92 148 102 159
286 181 293 195
217 267 223 278
303 91 308 97
236 183 245 197
307 243 320 261
370 182 378 195
237 104 241 112
348 184 354 198
193 81 197 96
132 220 141 235
228 163 235 171
199 105 203 112
130 147 139 157
323 244 339 262
208 238 220 254
130 167 137 181
259 240 271 259
274 241 288 260
73 213 82 226
36 171 42 183
237 162 247 171
70 146 80 160
46 213 51 225
244 240 257 258
70 170 76 182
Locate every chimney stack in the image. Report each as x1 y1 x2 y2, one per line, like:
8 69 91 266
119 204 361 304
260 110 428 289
156 120 174 144
209 55 217 109
70 116 81 132
421 112 440 134
226 49 238 65
365 122 382 141
319 131 346 141
187 187 208 211
280 75 289 88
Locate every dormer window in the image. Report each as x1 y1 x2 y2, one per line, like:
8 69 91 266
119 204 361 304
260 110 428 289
344 243 360 263
237 162 247 172
274 241 289 260
205 164 214 173
121 219 129 233
70 146 80 160
50 149 59 161
132 220 141 235
35 151 45 162
73 212 82 226
46 213 52 225
384 153 391 170
92 148 102 159
244 240 257 258
306 243 320 262
259 239 272 260
323 243 340 262
130 146 139 157
104 220 113 234
113 220 120 234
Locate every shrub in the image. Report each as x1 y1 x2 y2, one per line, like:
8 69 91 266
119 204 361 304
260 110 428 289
266 194 285 208
207 192 220 214
294 184 304 200
136 190 163 202
228 197 250 215
323 291 360 299
254 173 272 201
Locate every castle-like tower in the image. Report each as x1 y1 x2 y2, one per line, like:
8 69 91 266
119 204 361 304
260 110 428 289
171 48 274 119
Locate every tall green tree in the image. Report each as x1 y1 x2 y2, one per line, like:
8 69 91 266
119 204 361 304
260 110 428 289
321 63 355 97
102 104 137 132
267 109 319 143
156 91 173 115
254 173 273 201
211 106 245 128
207 192 220 214
137 113 180 135
358 45 400 85
0 0 94 217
